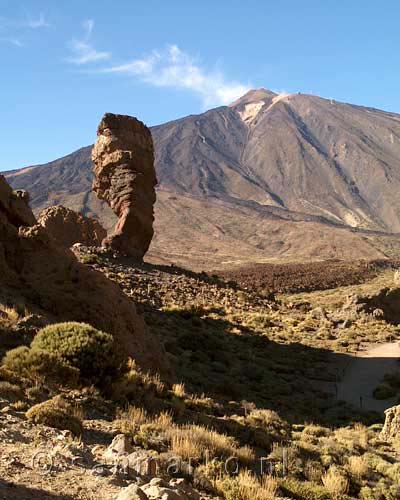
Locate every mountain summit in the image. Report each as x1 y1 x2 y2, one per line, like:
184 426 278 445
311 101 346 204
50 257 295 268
229 87 277 107
6 90 400 268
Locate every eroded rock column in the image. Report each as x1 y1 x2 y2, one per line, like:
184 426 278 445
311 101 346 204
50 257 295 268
92 113 157 260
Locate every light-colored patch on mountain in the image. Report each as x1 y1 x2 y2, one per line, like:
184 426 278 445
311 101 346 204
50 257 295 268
343 211 361 227
238 101 264 124
264 93 293 113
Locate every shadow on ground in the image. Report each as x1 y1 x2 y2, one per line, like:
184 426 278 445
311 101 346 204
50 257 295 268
0 480 74 500
145 301 389 426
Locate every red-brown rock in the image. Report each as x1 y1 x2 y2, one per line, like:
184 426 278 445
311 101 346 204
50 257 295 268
38 205 106 247
92 113 157 260
0 175 170 378
0 175 36 228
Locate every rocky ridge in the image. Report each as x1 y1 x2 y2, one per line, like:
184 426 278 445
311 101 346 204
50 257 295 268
7 89 400 268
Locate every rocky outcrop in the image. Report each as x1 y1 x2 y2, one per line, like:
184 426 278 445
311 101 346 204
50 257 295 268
0 175 170 378
38 205 106 247
92 113 157 260
0 175 36 228
342 288 400 324
381 405 400 440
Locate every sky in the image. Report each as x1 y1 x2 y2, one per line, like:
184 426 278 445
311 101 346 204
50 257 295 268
1 0 400 171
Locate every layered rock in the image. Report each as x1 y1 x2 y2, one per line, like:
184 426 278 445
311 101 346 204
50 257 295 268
381 405 400 441
38 205 106 248
92 113 157 260
0 175 170 378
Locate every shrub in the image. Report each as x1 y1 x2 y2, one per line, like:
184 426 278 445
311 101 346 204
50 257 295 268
280 478 331 500
217 470 278 500
2 346 79 387
26 395 82 436
347 455 370 479
80 254 101 265
373 382 396 400
0 381 24 402
31 322 121 384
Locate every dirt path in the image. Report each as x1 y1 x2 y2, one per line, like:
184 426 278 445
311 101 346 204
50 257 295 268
337 342 400 413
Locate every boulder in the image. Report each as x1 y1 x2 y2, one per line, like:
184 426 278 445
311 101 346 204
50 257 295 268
169 479 200 500
127 450 158 477
92 113 157 260
104 434 133 463
38 205 106 247
0 175 171 378
116 484 148 500
141 480 188 500
381 405 400 441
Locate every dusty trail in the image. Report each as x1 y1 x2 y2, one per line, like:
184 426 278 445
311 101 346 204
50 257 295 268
337 342 400 412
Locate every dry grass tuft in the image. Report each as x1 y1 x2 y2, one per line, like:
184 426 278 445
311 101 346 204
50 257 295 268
322 466 349 498
216 470 278 500
172 382 187 398
168 424 255 464
347 455 369 479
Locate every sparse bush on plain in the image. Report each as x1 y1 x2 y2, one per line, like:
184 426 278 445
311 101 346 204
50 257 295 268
26 395 83 436
31 322 121 384
216 470 278 500
2 346 79 387
0 381 24 402
322 466 349 498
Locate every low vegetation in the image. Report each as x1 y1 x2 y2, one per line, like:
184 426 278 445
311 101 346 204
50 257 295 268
3 322 122 386
2 254 400 499
26 395 83 436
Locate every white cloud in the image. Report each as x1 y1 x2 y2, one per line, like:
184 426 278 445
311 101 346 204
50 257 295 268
102 44 250 107
24 13 50 29
0 37 23 47
68 19 111 65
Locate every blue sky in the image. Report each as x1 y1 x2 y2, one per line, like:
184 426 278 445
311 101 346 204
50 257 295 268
1 0 400 171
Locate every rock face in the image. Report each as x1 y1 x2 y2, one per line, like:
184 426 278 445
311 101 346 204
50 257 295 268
381 405 400 440
38 205 106 247
92 113 157 260
0 175 36 228
0 175 170 378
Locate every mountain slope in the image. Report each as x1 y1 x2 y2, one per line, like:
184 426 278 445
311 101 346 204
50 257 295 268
6 89 400 269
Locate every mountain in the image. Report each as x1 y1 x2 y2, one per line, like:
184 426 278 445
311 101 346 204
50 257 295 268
6 88 400 269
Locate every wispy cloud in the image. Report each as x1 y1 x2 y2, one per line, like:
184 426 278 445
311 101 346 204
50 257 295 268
24 13 50 29
68 19 111 65
102 44 250 107
0 37 23 47
0 12 49 48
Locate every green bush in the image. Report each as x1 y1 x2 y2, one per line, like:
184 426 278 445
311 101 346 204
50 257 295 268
2 346 79 387
280 478 331 500
26 395 82 436
373 383 396 400
31 322 121 384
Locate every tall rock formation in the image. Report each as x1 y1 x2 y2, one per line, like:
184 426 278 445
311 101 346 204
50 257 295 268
92 113 157 260
38 205 106 248
381 405 400 441
0 175 170 378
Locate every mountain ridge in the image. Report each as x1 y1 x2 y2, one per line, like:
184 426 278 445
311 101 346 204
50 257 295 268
6 89 400 269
